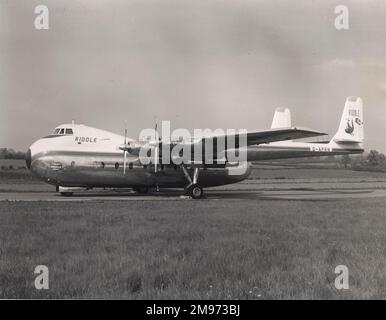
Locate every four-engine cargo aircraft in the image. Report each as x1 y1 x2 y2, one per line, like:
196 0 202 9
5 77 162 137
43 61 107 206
26 97 364 199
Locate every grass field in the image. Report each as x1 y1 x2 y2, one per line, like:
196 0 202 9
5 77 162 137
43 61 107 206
1 197 386 299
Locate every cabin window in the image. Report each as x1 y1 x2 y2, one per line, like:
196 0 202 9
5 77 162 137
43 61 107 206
101 162 105 168
65 128 73 135
129 163 133 170
70 161 76 168
53 128 60 134
59 128 65 134
115 162 119 169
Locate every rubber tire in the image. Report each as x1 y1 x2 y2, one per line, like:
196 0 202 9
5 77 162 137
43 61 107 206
187 184 203 199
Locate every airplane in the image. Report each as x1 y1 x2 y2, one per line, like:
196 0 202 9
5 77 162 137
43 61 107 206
26 96 364 199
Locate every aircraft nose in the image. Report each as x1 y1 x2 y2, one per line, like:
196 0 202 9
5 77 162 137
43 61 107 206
26 148 32 169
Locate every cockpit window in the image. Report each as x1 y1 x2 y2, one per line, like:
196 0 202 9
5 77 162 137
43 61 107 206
52 127 74 136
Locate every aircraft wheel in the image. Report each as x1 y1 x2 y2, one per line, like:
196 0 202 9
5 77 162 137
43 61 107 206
134 187 149 194
60 192 73 197
187 184 203 199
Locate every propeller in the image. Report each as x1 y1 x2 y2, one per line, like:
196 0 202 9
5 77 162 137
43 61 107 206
119 120 161 175
119 123 130 175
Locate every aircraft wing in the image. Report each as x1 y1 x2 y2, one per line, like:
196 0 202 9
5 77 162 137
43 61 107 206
124 127 326 159
197 127 326 147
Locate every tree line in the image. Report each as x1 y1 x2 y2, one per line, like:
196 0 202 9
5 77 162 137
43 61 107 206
341 150 386 171
0 148 26 160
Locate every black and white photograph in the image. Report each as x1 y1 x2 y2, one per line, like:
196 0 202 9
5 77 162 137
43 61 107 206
1 0 386 307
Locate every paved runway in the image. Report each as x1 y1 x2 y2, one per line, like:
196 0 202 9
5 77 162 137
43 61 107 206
1 188 386 201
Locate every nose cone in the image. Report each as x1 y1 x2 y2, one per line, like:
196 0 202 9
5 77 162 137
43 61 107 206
26 148 32 169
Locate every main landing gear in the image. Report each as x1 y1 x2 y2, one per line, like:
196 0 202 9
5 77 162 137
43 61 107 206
181 165 204 199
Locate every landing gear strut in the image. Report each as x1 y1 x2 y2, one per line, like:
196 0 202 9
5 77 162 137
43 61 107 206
181 165 204 199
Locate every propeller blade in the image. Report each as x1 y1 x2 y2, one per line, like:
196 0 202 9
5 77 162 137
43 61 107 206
124 151 127 175
123 122 128 175
154 119 159 173
154 145 158 173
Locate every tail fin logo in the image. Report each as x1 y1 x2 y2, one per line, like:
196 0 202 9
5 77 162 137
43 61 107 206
344 117 363 135
355 118 363 126
345 119 355 135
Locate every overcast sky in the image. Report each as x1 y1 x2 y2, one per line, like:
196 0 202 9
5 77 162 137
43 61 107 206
1 0 385 152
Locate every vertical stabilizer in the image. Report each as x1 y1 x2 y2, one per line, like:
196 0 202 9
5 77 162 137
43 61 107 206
333 96 364 144
271 108 291 129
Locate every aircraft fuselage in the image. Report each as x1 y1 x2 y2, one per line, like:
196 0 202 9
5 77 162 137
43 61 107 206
27 128 251 188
